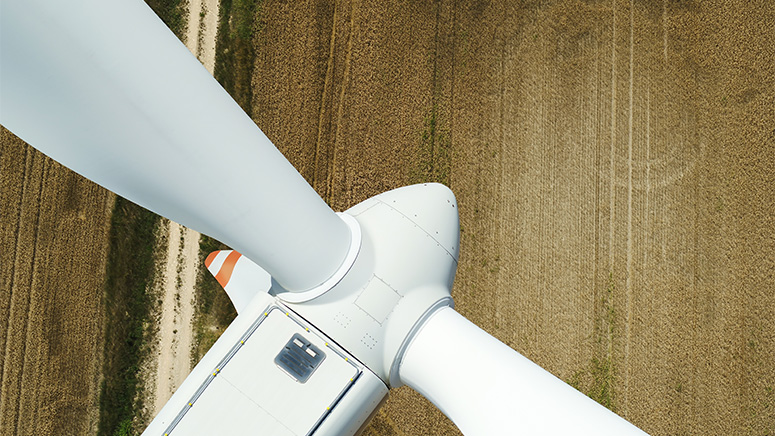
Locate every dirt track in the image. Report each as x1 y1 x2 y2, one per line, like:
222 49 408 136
1 0 774 435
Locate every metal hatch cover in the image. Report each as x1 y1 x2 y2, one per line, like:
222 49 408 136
167 308 359 435
276 333 326 383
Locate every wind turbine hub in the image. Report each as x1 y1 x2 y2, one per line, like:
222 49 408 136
285 183 460 386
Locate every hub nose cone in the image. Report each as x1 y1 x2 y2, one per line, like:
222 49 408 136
370 183 460 261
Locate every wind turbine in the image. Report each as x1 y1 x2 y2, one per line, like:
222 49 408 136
0 0 649 434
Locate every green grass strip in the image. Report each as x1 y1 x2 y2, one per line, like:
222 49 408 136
213 0 262 115
144 0 188 41
98 197 160 436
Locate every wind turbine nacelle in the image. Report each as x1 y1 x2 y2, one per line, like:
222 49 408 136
147 183 461 435
280 182 461 387
2 0 651 431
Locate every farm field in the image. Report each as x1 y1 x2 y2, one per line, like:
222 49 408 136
250 1 774 434
0 129 114 435
2 0 774 435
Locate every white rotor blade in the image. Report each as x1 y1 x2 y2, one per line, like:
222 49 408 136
0 0 349 291
400 307 649 435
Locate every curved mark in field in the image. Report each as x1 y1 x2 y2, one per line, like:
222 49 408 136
608 2 705 191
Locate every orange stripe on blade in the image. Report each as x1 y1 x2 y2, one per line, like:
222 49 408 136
204 251 219 269
215 251 242 288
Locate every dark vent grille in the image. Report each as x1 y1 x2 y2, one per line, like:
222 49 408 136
275 334 325 383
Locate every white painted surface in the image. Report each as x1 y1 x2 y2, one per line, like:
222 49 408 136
170 310 358 435
287 184 460 385
142 292 387 436
0 0 350 291
206 250 272 313
399 306 650 436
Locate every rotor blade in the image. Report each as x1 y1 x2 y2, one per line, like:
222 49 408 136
400 307 649 436
0 0 349 292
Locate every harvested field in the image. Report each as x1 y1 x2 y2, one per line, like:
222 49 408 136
250 0 775 435
2 0 774 435
0 129 114 435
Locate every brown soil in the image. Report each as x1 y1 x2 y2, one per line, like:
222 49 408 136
1 0 773 435
0 129 114 435
251 0 775 435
